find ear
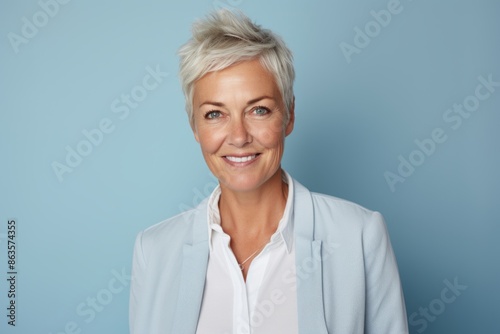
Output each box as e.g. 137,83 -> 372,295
285,96 -> 295,136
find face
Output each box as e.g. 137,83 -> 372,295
192,59 -> 294,193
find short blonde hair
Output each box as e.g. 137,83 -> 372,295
178,9 -> 295,127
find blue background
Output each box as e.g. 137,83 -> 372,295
1,0 -> 499,333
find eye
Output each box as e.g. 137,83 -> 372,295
204,110 -> 222,119
252,106 -> 270,116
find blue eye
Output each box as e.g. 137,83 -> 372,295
253,106 -> 270,115
205,111 -> 221,119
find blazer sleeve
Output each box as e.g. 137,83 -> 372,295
363,212 -> 408,334
129,231 -> 146,334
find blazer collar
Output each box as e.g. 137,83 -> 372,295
293,178 -> 329,334
171,199 -> 210,334
171,176 -> 329,333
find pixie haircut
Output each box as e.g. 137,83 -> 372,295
178,9 -> 295,127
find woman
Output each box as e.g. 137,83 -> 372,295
130,9 -> 408,334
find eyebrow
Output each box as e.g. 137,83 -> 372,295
198,95 -> 274,108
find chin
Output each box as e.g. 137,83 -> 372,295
218,173 -> 268,193
220,166 -> 284,192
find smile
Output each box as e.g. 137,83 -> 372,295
224,154 -> 259,163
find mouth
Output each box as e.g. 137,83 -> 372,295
223,153 -> 260,164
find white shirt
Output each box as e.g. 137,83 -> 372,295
196,172 -> 298,334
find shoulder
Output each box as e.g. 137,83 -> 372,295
142,208 -> 195,240
290,173 -> 377,224
310,191 -> 387,240
137,199 -> 208,256
290,174 -> 387,239
310,191 -> 376,221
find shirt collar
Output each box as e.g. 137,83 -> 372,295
206,170 -> 294,253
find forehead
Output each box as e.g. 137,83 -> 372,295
193,59 -> 280,107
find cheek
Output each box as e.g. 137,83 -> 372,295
197,127 -> 225,154
252,120 -> 285,148
254,117 -> 285,147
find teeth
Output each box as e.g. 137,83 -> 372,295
226,155 -> 257,163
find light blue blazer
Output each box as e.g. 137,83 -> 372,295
130,177 -> 409,334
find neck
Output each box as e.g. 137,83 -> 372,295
218,169 -> 288,237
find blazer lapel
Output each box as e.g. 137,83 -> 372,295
293,180 -> 329,334
171,201 -> 209,334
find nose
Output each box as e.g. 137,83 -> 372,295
227,117 -> 252,147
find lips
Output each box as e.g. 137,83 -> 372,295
225,154 -> 259,163
223,153 -> 260,165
